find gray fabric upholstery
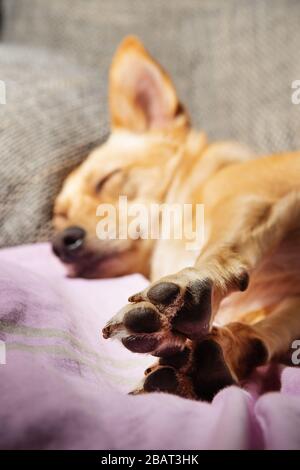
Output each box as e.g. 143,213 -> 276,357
0,45 -> 108,245
1,0 -> 300,246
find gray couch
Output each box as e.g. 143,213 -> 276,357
1,0 -> 300,247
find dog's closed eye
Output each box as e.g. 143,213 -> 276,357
95,169 -> 122,193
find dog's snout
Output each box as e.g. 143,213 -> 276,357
52,226 -> 86,261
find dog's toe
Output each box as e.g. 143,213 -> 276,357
158,346 -> 191,369
147,282 -> 180,305
122,334 -> 160,353
143,366 -> 179,393
123,304 -> 162,333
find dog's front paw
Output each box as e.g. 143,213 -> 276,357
102,268 -> 213,355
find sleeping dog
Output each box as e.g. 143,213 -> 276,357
52,37 -> 300,400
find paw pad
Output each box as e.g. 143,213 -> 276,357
123,305 -> 161,333
122,335 -> 160,353
147,282 -> 180,304
143,367 -> 179,393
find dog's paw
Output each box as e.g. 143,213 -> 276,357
129,323 -> 268,401
102,268 -> 213,355
131,335 -> 237,402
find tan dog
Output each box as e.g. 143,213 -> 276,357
53,37 -> 300,400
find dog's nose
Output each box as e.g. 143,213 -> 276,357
52,226 -> 86,261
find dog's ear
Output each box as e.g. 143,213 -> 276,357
109,36 -> 187,132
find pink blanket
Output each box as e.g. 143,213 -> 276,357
0,243 -> 299,450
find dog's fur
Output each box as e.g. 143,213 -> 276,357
53,37 -> 300,399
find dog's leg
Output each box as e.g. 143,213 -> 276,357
103,192 -> 300,353
102,191 -> 300,399
244,296 -> 300,368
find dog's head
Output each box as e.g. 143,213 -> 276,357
52,37 -> 191,278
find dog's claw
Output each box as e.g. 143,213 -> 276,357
128,292 -> 144,303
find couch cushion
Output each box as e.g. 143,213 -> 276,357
0,44 -> 108,247
2,0 -> 300,151
2,1 -> 300,247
